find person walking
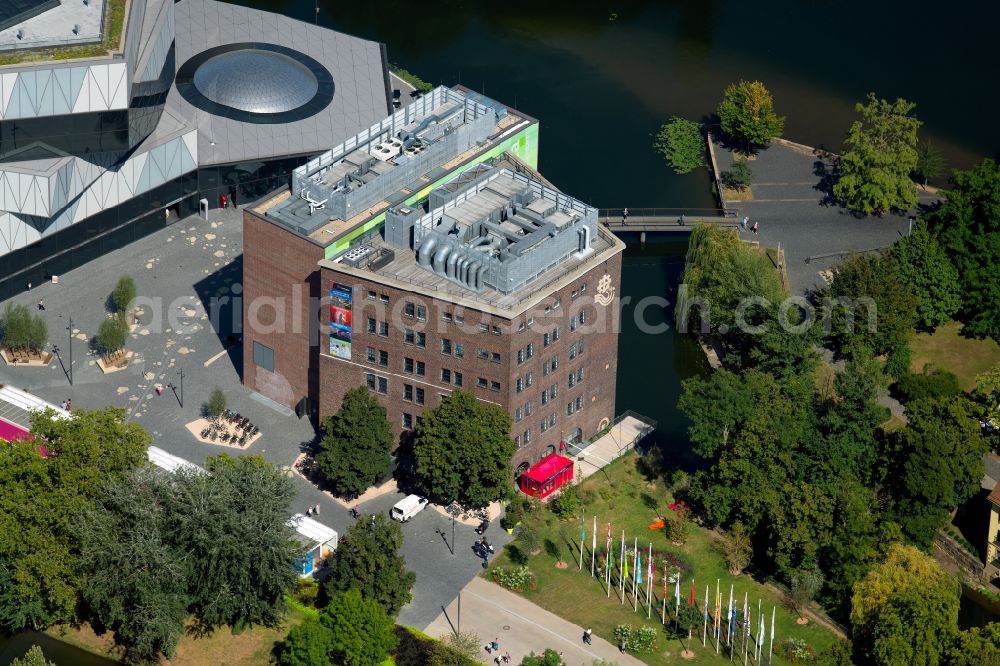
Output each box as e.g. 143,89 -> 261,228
37,299 -> 44,311
742,216 -> 748,231
583,627 -> 593,645
752,221 -> 759,235
65,399 -> 72,411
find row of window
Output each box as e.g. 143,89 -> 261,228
370,369 -> 496,397
401,413 -> 423,430
366,347 -> 389,367
366,290 -> 390,304
402,384 -> 426,405
516,429 -> 531,448
540,414 -> 557,433
540,383 -> 558,405
567,396 -> 585,415
569,311 -> 588,331
514,400 -> 533,423
542,327 -> 561,348
364,373 -> 388,394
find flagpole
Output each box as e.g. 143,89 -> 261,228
702,584 -> 708,647
646,543 -> 652,619
632,538 -> 638,612
743,592 -> 749,666
579,508 -> 585,571
591,515 -> 596,577
768,606 -> 775,665
716,580 -> 721,655
606,525 -> 612,598
661,564 -> 667,625
756,598 -> 762,662
619,530 -> 625,603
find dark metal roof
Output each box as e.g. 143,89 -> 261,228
193,48 -> 319,114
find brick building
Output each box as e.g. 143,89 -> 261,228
243,86 -> 623,472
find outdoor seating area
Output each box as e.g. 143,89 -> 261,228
187,409 -> 261,448
0,348 -> 52,366
96,349 -> 133,373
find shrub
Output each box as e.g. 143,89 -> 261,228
204,387 -> 227,418
789,568 -> 824,615
723,522 -> 753,575
721,160 -> 753,191
775,638 -> 815,665
95,314 -> 129,354
0,303 -> 47,352
112,275 -> 137,314
550,486 -> 579,519
654,117 -> 706,174
491,566 -> 536,592
895,366 -> 961,403
293,578 -> 319,608
576,486 -> 596,506
507,545 -> 529,566
612,625 -> 658,654
664,504 -> 690,545
519,528 -> 540,554
884,343 -> 912,380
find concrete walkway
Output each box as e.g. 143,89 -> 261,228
424,576 -> 644,666
569,416 -> 653,482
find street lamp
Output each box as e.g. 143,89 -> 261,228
54,316 -> 73,386
168,368 -> 185,408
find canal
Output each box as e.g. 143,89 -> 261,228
0,631 -> 116,666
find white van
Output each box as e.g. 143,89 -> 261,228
391,495 -> 428,522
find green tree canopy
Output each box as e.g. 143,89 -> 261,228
654,117 -> 706,174
833,93 -> 921,215
923,159 -> 1000,340
851,543 -> 959,666
0,302 -> 47,353
946,623 -> 1000,666
717,80 -> 785,148
412,390 -> 515,506
282,589 -> 397,666
520,648 -> 567,666
111,275 -> 137,314
885,395 -> 988,546
10,646 -> 57,666
95,314 -> 129,354
204,387 -> 227,418
323,513 -> 415,618
914,141 -> 947,186
889,220 -> 961,330
316,385 -> 394,498
279,616 -> 337,666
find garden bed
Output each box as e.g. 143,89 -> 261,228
96,350 -> 133,374
0,349 -> 53,367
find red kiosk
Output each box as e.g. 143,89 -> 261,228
518,453 -> 574,499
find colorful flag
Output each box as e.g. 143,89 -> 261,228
690,579 -> 695,607
674,576 -> 680,610
662,564 -> 667,624
702,584 -> 709,646
636,548 -> 643,586
623,547 -> 629,579
579,509 -> 585,571
768,606 -> 775,665
606,523 -> 612,559
591,515 -> 597,576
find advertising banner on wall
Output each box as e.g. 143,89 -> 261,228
329,282 -> 353,359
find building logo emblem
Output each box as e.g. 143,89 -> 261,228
594,273 -> 615,306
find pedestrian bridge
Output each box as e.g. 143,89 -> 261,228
599,207 -> 740,232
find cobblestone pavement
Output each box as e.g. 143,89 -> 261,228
714,138 -> 942,296
0,207 -> 507,627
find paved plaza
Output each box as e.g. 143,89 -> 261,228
0,205 -> 510,629
713,138 -> 941,296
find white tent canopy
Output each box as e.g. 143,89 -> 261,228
147,445 -> 205,474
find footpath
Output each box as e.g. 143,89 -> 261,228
424,576 -> 645,666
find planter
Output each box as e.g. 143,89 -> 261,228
96,349 -> 134,374
0,348 -> 53,367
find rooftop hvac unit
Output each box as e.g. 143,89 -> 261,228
341,246 -> 373,268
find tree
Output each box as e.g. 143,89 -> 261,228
833,93 -> 921,215
895,366 -> 961,403
886,396 -> 988,547
77,469 -> 190,663
722,522 -> 753,575
0,408 -> 150,632
204,387 -> 227,418
323,589 -> 397,666
323,512 -> 415,618
438,631 -> 482,662
95,314 -> 129,354
0,302 -> 47,352
521,649 -> 567,666
823,252 -> 916,358
112,275 -> 137,315
412,390 -> 515,506
717,80 -> 785,149
721,160 -> 753,191
788,568 -> 823,617
10,646 -> 57,666
654,117 -> 706,174
914,141 -> 947,186
316,385 -> 393,498
850,543 -> 959,666
169,455 -> 300,631
889,220 -> 961,330
976,367 -> 1000,427
280,617 -> 337,666
923,159 -> 1000,340
814,640 -> 855,666
946,623 -> 1000,666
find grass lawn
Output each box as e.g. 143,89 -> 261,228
44,606 -> 310,665
487,454 -> 839,664
910,321 -> 1000,391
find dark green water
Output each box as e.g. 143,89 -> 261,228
238,0 -> 998,207
0,631 -> 117,666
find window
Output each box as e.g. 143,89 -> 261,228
416,305 -> 427,321
441,368 -> 451,383
490,381 -> 501,392
578,339 -> 585,355
577,368 -> 584,383
542,363 -> 549,377
416,361 -> 425,376
516,378 -> 523,394
579,310 -> 587,325
526,343 -> 534,359
550,357 -> 558,372
477,349 -> 489,360
442,312 -> 453,322
415,332 -> 426,348
550,384 -> 558,399
415,388 -> 425,405
576,396 -> 583,410
252,342 -> 274,372
517,349 -> 524,365
567,401 -> 575,416
402,413 -> 413,429
525,401 -> 533,416
526,372 -> 533,387
568,373 -> 576,388
380,294 -> 389,304
571,289 -> 578,300
479,323 -> 489,333
518,322 -> 526,332
580,283 -> 588,294
366,346 -> 376,363
570,316 -> 577,332
403,384 -> 413,401
552,299 -> 561,310
416,416 -> 423,426
404,357 -> 414,373
367,290 -> 376,300
541,419 -> 548,433
553,327 -> 561,341
514,435 -> 521,448
404,328 -> 415,345
365,373 -> 387,394
455,314 -> 465,325
379,321 -> 389,337
478,377 -> 488,388
569,343 -> 577,360
454,343 -> 463,358
527,317 -> 534,327
491,352 -> 501,363
515,407 -> 522,422
541,391 -> 548,406
524,429 -> 531,444
549,414 -> 556,428
454,372 -> 463,387
491,326 -> 501,335
378,350 -> 388,367
543,332 -> 550,347
367,317 -> 376,334
441,338 -> 452,355
404,302 -> 415,318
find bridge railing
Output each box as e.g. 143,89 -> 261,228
599,207 -> 729,221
